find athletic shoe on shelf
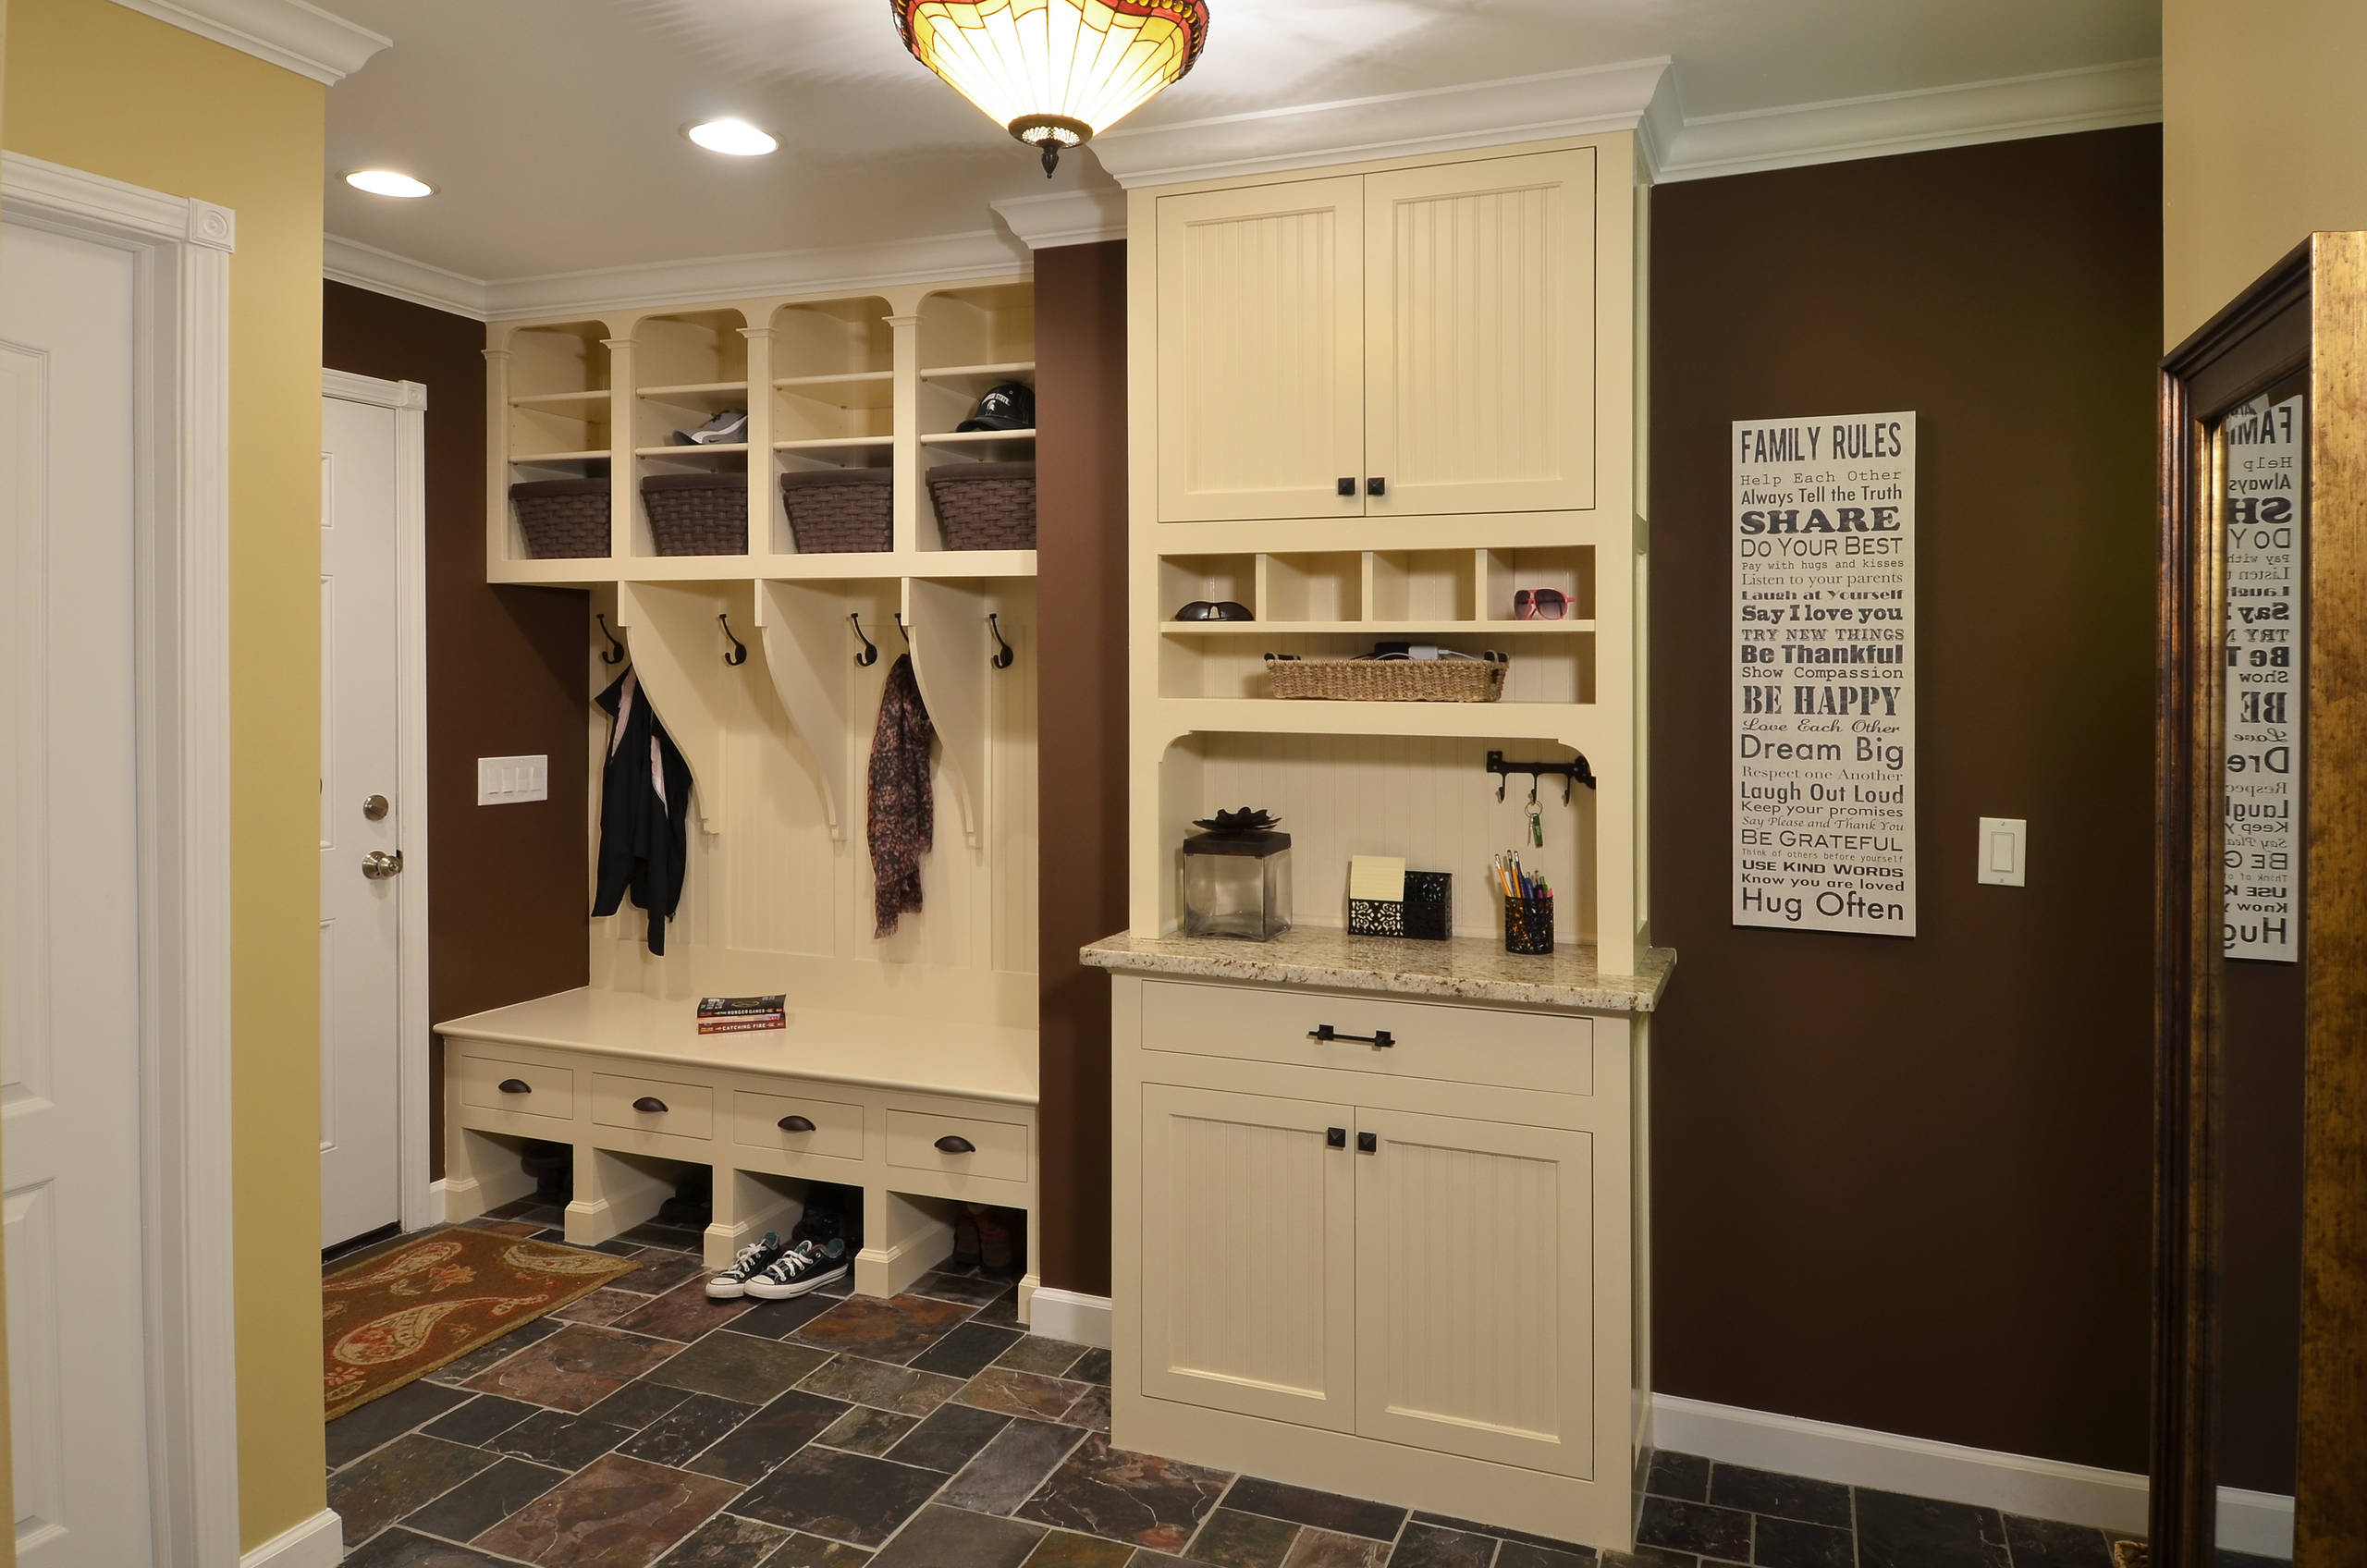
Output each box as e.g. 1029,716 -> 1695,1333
705,1231 -> 788,1299
669,409 -> 748,446
743,1237 -> 850,1300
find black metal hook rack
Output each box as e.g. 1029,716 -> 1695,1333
1485,750 -> 1596,805
595,612 -> 626,666
717,614 -> 748,667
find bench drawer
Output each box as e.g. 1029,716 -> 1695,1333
457,1052 -> 576,1121
886,1109 -> 1029,1184
1140,979 -> 1591,1096
591,1072 -> 716,1141
733,1090 -> 865,1162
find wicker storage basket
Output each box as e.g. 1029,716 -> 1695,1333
1264,652 -> 1507,703
780,468 -> 892,554
926,461 -> 1036,550
510,479 -> 610,559
643,472 -> 749,557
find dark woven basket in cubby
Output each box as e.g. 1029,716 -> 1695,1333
643,472 -> 749,557
926,461 -> 1036,550
780,468 -> 892,554
509,479 -> 610,559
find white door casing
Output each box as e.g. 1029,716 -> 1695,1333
0,153 -> 240,1568
1,209 -> 157,1568
320,369 -> 431,1242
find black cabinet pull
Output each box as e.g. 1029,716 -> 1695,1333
1326,1127 -> 1346,1148
1337,476 -> 1356,496
632,1096 -> 668,1114
1356,1132 -> 1379,1153
778,1115 -> 816,1133
935,1134 -> 976,1154
498,1078 -> 531,1095
1308,1023 -> 1393,1048
1367,476 -> 1387,496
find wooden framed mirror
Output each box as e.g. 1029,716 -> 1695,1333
2152,233 -> 2367,1568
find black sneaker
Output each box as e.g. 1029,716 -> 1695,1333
744,1237 -> 850,1300
706,1231 -> 789,1299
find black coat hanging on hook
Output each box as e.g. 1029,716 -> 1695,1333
593,669 -> 695,955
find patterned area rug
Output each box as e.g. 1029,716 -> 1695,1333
324,1228 -> 644,1418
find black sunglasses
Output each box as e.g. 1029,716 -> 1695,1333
1174,600 -> 1253,622
1514,589 -> 1568,620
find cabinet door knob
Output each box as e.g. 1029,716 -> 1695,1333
632,1096 -> 668,1114
1337,476 -> 1357,497
778,1115 -> 816,1133
1326,1127 -> 1347,1148
935,1134 -> 976,1154
1356,1132 -> 1379,1153
1367,477 -> 1387,497
498,1078 -> 531,1095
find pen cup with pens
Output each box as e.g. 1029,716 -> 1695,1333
1495,851 -> 1554,955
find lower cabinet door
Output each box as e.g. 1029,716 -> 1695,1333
1353,1106 -> 1593,1476
1141,1083 -> 1357,1430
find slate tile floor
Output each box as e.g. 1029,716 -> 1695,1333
328,1207 -> 2256,1568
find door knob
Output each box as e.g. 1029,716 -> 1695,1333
362,849 -> 404,879
1367,477 -> 1387,496
1356,1132 -> 1379,1153
1337,477 -> 1356,497
362,794 -> 389,821
778,1115 -> 816,1133
632,1096 -> 668,1114
1326,1127 -> 1347,1148
935,1134 -> 976,1154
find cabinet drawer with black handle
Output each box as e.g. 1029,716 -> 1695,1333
456,1052 -> 576,1121
885,1109 -> 1030,1184
1140,978 -> 1591,1096
591,1072 -> 715,1141
732,1090 -> 865,1162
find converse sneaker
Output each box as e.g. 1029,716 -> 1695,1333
705,1231 -> 789,1299
743,1237 -> 850,1300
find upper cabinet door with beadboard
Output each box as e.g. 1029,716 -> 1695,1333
1156,177 -> 1367,522
1363,149 -> 1595,518
1352,1105 -> 1593,1475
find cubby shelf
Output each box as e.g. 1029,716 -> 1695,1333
639,381 -> 748,399
1157,697 -> 1605,743
921,361 -> 1036,382
512,448 -> 612,464
1159,619 -> 1599,637
774,435 -> 893,453
922,428 -> 1037,445
774,371 -> 894,409
634,443 -> 749,458
486,553 -> 1040,589
511,389 -> 611,409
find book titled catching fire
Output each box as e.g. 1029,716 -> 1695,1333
696,994 -> 786,1035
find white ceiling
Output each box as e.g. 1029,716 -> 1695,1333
321,0 -> 2158,286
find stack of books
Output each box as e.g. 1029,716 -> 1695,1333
696,994 -> 786,1035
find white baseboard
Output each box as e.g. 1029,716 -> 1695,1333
240,1508 -> 343,1568
1027,1288 -> 1113,1351
1651,1394 -> 2293,1559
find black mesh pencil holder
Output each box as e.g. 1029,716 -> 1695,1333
1503,894 -> 1554,955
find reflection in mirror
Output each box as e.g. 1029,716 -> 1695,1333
2215,385 -> 2306,1562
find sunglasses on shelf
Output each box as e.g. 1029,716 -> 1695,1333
1514,589 -> 1569,620
1174,600 -> 1253,621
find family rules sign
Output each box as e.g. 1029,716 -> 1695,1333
1733,412 -> 1918,937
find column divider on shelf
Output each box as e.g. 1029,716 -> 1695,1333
887,312 -> 922,561
740,325 -> 776,570
603,335 -> 637,569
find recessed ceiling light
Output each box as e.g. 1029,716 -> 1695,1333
685,119 -> 778,157
344,169 -> 435,198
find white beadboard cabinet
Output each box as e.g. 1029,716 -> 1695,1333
1153,148 -> 1595,522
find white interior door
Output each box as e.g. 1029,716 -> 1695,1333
320,391 -> 404,1247
0,215 -> 157,1566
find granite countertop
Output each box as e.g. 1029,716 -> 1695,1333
1081,925 -> 1675,1013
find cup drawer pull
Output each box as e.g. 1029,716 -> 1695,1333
1308,1023 -> 1393,1048
632,1096 -> 668,1114
498,1078 -> 532,1095
934,1134 -> 976,1154
778,1115 -> 816,1133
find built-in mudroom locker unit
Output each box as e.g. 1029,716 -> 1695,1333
437,276 -> 1049,1320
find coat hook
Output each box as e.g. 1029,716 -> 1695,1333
987,613 -> 1014,670
718,613 -> 748,667
849,613 -> 878,668
595,612 -> 626,666
893,612 -> 910,644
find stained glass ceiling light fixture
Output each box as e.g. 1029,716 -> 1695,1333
893,0 -> 1211,177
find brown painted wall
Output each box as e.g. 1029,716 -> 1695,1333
323,282 -> 591,1180
1648,128 -> 2165,1472
1033,240 -> 1130,1296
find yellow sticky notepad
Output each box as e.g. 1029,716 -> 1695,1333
1348,855 -> 1406,903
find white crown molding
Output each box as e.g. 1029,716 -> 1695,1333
104,0 -> 388,86
1650,58 -> 2161,184
993,188 -> 1128,251
1088,58 -> 1673,189
322,367 -> 427,410
1653,1394 -> 2292,1559
325,233 -> 490,318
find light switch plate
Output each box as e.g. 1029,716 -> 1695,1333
1978,816 -> 2027,886
478,754 -> 549,805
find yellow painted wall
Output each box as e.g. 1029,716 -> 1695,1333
3,0 -> 327,1550
2164,0 -> 2367,343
